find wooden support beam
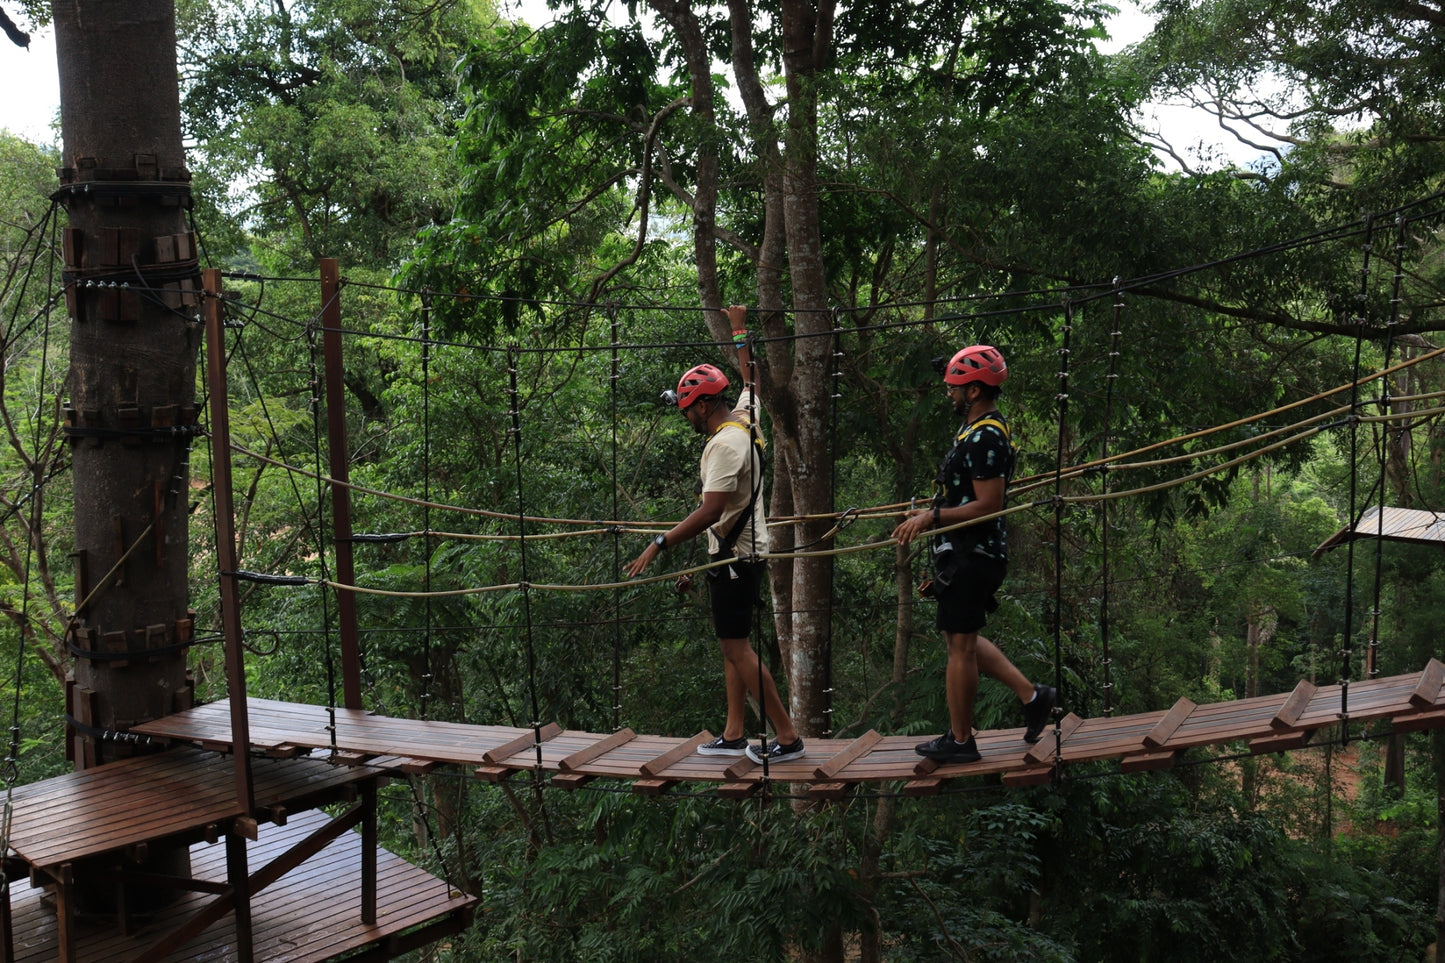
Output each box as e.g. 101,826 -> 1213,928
632,778 -> 675,795
362,780 -> 377,925
1000,767 -> 1053,787
557,722 -> 638,769
1143,697 -> 1197,749
549,772 -> 594,789
0,874 -> 12,963
1409,658 -> 1445,708
481,722 -> 563,765
1119,750 -> 1178,773
903,777 -> 944,797
724,758 -> 757,781
806,782 -> 853,800
1391,707 -> 1445,733
716,781 -> 760,799
640,732 -> 711,777
1271,680 -> 1318,730
472,764 -> 516,782
1025,712 -> 1084,766
812,730 -> 882,780
1250,731 -> 1312,754
559,728 -> 636,772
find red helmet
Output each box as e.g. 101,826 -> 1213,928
675,363 -> 729,409
944,345 -> 1008,387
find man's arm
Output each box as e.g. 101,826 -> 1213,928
623,490 -> 729,577
893,476 -> 1005,547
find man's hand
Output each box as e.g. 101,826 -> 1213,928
624,543 -> 658,578
893,509 -> 934,547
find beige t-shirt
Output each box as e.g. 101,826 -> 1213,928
700,388 -> 768,556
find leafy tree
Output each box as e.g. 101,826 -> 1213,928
178,0 -> 480,267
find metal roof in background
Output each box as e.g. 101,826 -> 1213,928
1314,505 -> 1445,557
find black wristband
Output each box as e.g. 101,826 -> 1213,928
932,506 -> 941,528
653,533 -> 667,550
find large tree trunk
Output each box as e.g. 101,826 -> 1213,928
53,0 -> 198,910
775,0 -> 837,746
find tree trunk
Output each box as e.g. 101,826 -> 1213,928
775,0 -> 837,746
53,0 -> 198,911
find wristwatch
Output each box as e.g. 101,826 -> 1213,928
652,533 -> 667,550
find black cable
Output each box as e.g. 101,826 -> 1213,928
507,346 -> 545,773
421,291 -> 434,719
1338,216 -> 1375,736
608,304 -> 624,731
1365,215 -> 1408,680
1048,299 -> 1075,763
1099,280 -> 1124,715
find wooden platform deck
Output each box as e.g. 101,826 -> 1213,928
0,747 -> 475,962
132,660 -> 1445,797
3,809 -> 475,962
4,748 -> 369,872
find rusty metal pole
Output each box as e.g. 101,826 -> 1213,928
203,269 -> 254,813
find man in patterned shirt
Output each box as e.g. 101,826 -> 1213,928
893,345 -> 1056,763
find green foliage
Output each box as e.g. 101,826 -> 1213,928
180,0 -> 479,267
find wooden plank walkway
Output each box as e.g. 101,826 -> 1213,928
133,660 -> 1445,795
3,809 -> 475,962
4,748 -> 370,872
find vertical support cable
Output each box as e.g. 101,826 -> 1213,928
824,315 -> 844,737
1367,214 -> 1408,679
1340,214 -> 1377,737
609,303 -> 623,731
1099,281 -> 1124,716
506,346 -> 545,772
420,291 -> 434,718
319,259 -> 362,709
741,320 -> 772,784
308,302 -> 339,754
1048,299 -> 1075,753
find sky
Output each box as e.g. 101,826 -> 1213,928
0,2 -> 1261,168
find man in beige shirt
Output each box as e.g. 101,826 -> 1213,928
624,309 -> 804,765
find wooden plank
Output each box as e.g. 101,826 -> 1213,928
1250,731 -> 1313,754
1119,750 -> 1178,773
812,730 -> 882,780
640,732 -> 711,777
549,772 -> 594,790
631,778 -> 675,795
2,809 -> 475,963
1271,680 -> 1318,730
558,728 -> 637,772
716,782 -> 760,799
480,722 -> 563,765
471,764 -> 516,783
1409,658 -> 1445,708
806,782 -> 853,800
1000,767 -> 1053,787
1024,712 -> 1084,765
1390,706 -> 1445,733
724,758 -> 758,781
1142,697 -> 1197,749
903,777 -> 944,797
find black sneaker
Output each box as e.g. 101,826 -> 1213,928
745,738 -> 806,764
697,735 -> 749,756
914,731 -> 981,763
1023,684 -> 1057,743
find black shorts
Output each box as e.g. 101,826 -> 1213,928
934,553 -> 1006,635
707,552 -> 765,639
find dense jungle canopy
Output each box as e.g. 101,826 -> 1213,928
2,0 -> 1445,959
